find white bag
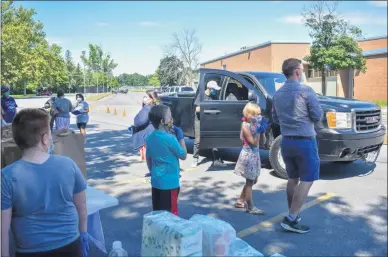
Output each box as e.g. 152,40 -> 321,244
141,211 -> 202,257
189,214 -> 236,256
231,238 -> 264,256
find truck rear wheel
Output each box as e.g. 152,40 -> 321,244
269,135 -> 288,180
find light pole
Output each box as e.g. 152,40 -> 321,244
82,50 -> 86,94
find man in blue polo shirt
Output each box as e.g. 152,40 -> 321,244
1,85 -> 18,123
272,58 -> 323,234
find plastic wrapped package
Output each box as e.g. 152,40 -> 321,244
189,214 -> 236,256
231,238 -> 264,257
141,211 -> 202,257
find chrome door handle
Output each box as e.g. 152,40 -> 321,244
204,110 -> 221,115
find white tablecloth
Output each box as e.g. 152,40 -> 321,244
87,186 -> 119,253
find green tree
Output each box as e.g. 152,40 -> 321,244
148,73 -> 160,87
302,1 -> 366,95
81,44 -> 117,92
157,56 -> 185,87
1,1 -> 68,93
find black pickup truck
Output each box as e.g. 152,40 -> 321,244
160,68 -> 386,179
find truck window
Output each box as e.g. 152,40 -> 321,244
243,75 -> 267,110
204,74 -> 223,100
223,77 -> 248,101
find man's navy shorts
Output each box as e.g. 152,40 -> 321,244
281,137 -> 320,182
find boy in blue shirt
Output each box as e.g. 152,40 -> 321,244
1,86 -> 17,123
146,105 -> 187,215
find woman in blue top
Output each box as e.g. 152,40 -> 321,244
52,89 -> 73,132
1,108 -> 89,257
146,105 -> 187,215
1,85 -> 18,123
73,93 -> 89,138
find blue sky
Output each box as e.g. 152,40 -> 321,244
19,1 -> 387,76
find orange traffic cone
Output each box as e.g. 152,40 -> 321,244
106,106 -> 110,113
114,108 -> 117,115
122,109 -> 127,117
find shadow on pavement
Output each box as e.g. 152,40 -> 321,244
85,129 -> 142,185
95,176 -> 387,256
319,161 -> 377,180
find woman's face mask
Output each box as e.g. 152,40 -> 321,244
2,92 -> 9,98
210,89 -> 217,96
76,98 -> 82,103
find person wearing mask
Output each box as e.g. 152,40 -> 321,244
192,81 -> 226,168
272,58 -> 323,234
1,85 -> 18,124
73,93 -> 89,138
146,105 -> 187,215
43,96 -> 58,131
52,89 -> 73,132
1,108 -> 89,257
234,102 -> 265,215
133,95 -> 155,162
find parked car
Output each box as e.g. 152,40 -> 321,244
160,68 -> 386,179
36,88 -> 52,96
162,86 -> 195,96
113,88 -> 128,94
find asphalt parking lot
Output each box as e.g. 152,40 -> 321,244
16,93 -> 388,256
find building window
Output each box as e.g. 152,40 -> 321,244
223,64 -> 227,70
248,52 -> 251,60
307,65 -> 337,78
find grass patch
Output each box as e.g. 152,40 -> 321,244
373,100 -> 388,107
10,94 -> 36,99
86,93 -> 111,101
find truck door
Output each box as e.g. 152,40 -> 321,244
199,70 -> 257,149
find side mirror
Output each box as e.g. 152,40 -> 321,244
248,90 -> 257,102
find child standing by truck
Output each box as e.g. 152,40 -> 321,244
146,105 -> 187,215
234,102 -> 265,215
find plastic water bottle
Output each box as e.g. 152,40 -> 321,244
108,241 -> 128,257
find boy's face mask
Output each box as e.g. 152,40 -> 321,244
210,89 -> 217,96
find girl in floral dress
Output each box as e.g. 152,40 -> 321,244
234,102 -> 264,215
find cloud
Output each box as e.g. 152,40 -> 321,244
277,15 -> 304,25
147,45 -> 160,50
46,37 -> 66,45
369,1 -> 388,7
342,12 -> 387,25
278,12 -> 387,26
138,21 -> 161,27
96,22 -> 108,27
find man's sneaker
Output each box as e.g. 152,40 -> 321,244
280,216 -> 310,234
296,215 -> 302,223
191,158 -> 199,168
212,159 -> 227,168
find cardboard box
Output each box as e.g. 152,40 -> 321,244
1,129 -> 87,179
53,131 -> 87,179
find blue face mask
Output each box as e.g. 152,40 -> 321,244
210,89 -> 217,96
251,115 -> 262,124
48,136 -> 54,154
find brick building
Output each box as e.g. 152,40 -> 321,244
200,35 -> 387,102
